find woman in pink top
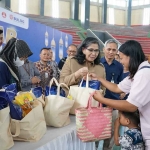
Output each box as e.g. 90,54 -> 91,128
90,40 -> 150,150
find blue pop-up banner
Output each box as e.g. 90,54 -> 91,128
0,7 -> 73,63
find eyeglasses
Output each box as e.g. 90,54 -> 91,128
86,48 -> 99,53
68,50 -> 76,54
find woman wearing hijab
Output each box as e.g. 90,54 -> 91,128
0,37 -> 33,90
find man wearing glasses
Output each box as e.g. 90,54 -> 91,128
58,44 -> 77,70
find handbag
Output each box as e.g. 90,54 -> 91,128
10,100 -> 47,141
44,83 -> 74,127
0,106 -> 14,150
69,74 -> 100,114
45,77 -> 66,97
76,92 -> 112,142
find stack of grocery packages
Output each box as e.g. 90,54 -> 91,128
0,78 -> 75,150
0,83 -> 46,150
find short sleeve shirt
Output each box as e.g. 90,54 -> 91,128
119,128 -> 144,150
118,61 -> 150,145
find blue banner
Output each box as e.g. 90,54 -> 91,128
0,7 -> 72,63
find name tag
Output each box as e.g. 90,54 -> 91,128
45,72 -> 48,78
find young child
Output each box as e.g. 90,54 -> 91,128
114,111 -> 144,150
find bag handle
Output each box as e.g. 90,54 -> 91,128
87,91 -> 102,109
10,119 -> 20,137
57,83 -> 69,96
79,74 -> 89,88
49,77 -> 59,88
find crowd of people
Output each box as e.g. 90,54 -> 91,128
0,28 -> 150,150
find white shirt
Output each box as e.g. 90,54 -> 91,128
118,61 -> 150,147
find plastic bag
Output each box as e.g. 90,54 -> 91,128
79,80 -> 101,90
45,85 -> 66,97
0,91 -> 22,120
0,96 -> 8,110
2,83 -> 17,101
31,87 -> 42,98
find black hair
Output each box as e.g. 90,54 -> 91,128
68,44 -> 77,49
0,29 -> 3,34
121,110 -> 140,126
119,40 -> 145,79
75,37 -> 101,64
40,47 -> 51,53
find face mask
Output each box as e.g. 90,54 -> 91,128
13,57 -> 24,67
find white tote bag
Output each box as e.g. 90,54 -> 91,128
69,75 -> 100,114
10,100 -> 47,142
44,80 -> 74,127
0,107 -> 14,150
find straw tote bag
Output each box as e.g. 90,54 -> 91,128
76,92 -> 112,142
44,82 -> 74,127
0,106 -> 14,150
69,75 -> 100,114
10,100 -> 47,141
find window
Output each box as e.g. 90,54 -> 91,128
90,0 -> 98,2
107,0 -> 126,7
108,0 -> 115,5
132,0 -> 150,6
144,0 -> 150,4
19,0 -> 26,14
132,0 -> 138,6
143,8 -> 150,25
109,8 -> 114,25
52,0 -> 59,18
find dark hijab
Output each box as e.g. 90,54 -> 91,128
0,37 -> 33,90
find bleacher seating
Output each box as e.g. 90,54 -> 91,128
112,35 -> 150,55
90,22 -> 150,55
23,14 -> 82,46
22,14 -> 150,55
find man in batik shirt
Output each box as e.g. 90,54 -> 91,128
35,48 -> 53,91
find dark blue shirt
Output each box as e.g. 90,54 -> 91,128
100,57 -> 123,100
0,61 -> 13,88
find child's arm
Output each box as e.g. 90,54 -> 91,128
114,118 -> 120,146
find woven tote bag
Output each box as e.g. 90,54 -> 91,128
75,92 -> 112,142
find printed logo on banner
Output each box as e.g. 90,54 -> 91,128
10,15 -> 13,20
0,8 -> 29,29
2,12 -> 6,18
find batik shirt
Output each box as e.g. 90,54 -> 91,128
119,128 -> 144,150
35,61 -> 53,91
